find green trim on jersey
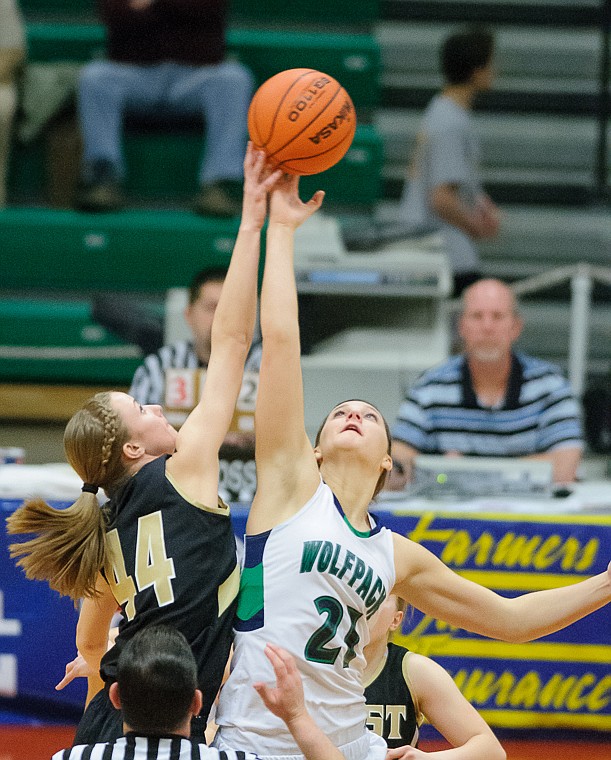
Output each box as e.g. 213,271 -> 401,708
236,562 -> 264,621
343,514 -> 371,538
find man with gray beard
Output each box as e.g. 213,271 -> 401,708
390,279 -> 583,485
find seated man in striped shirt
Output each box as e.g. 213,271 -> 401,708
391,278 -> 583,486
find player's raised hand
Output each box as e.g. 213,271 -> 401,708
268,173 -> 324,230
242,142 -> 283,230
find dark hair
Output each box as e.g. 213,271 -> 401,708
441,27 -> 495,85
188,267 -> 228,305
7,392 -> 130,600
117,625 -> 198,733
314,399 -> 392,501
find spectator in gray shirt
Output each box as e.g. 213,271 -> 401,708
399,27 -> 501,296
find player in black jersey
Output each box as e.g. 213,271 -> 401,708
363,595 -> 505,760
8,143 -> 282,744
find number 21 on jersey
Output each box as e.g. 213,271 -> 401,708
105,511 -> 176,621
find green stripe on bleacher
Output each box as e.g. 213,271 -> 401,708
0,298 -> 141,384
0,209 -> 240,290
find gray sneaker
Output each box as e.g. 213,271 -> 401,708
193,183 -> 241,218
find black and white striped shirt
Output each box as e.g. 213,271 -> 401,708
129,341 -> 262,406
52,734 -> 260,760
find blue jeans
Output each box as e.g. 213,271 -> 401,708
77,59 -> 254,186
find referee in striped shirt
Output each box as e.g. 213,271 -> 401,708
52,625 -> 347,760
390,279 -> 583,486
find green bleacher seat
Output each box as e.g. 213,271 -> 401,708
231,29 -> 380,109
7,137 -> 46,198
26,21 -> 104,62
19,0 -> 94,17
25,24 -> 381,108
121,124 -> 382,206
0,209 -> 239,290
0,298 -> 141,383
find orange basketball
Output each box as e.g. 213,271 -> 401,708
247,68 -> 357,176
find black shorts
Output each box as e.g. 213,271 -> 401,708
72,685 -> 123,746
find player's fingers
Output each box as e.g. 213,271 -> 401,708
264,644 -> 288,676
385,748 -> 413,760
253,682 -> 274,706
263,168 -> 283,190
306,190 -> 325,211
244,141 -> 255,168
268,644 -> 298,676
55,667 -> 75,690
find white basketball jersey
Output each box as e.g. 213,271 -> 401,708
216,480 -> 396,755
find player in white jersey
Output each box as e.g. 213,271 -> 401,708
215,174 -> 611,760
220,478 -> 395,757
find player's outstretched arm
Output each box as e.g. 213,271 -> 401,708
394,534 -> 611,643
384,653 -> 505,760
168,144 -> 281,507
249,175 -> 324,531
254,644 -> 345,760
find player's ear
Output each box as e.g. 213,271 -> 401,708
184,303 -> 195,332
123,441 -> 145,461
314,446 -> 323,465
390,610 -> 404,632
109,682 -> 122,710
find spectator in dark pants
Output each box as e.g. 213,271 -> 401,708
76,0 -> 253,217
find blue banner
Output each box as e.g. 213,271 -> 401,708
0,500 -> 85,711
2,501 -> 610,730
380,509 -> 611,731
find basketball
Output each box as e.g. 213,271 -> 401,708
247,68 -> 357,176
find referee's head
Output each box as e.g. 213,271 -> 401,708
109,625 -> 202,736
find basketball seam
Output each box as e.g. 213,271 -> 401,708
259,70 -> 317,149
278,125 -> 356,175
267,83 -> 345,159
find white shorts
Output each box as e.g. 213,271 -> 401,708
213,728 -> 387,760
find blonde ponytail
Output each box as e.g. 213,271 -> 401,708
7,392 -> 130,601
7,493 -> 107,600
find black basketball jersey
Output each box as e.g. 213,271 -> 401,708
364,643 -> 420,749
99,455 -> 239,725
